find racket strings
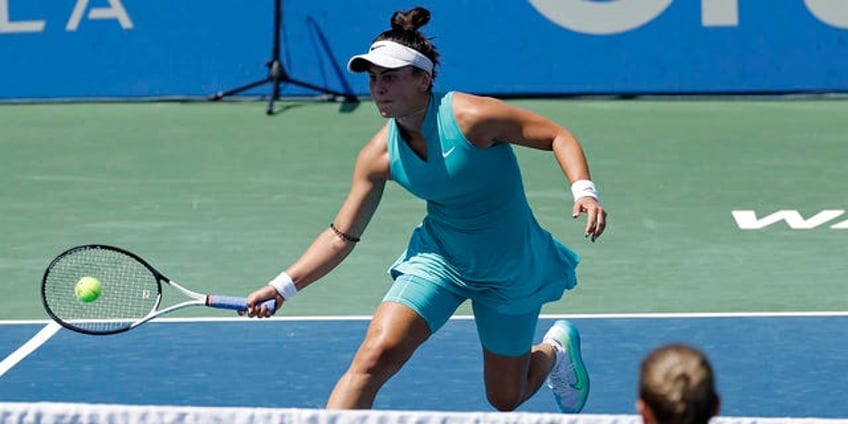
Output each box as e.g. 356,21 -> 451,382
43,247 -> 160,333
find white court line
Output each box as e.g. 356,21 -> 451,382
1,310 -> 848,326
0,321 -> 61,377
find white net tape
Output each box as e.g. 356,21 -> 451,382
1,403 -> 846,424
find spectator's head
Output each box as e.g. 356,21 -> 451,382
637,343 -> 720,424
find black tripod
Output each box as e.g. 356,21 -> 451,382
210,0 -> 358,115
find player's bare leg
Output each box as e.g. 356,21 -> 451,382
482,343 -> 557,411
327,302 -> 430,409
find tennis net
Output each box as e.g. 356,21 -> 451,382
2,402 -> 846,424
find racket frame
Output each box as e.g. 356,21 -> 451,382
41,244 -> 270,335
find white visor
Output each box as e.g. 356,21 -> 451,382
347,40 -> 434,74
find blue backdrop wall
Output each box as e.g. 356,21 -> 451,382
2,0 -> 847,99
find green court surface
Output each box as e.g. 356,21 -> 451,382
2,98 -> 846,320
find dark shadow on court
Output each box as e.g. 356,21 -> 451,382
267,98 -> 359,116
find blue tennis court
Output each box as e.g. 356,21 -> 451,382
3,0 -> 848,421
2,95 -> 847,422
2,314 -> 847,418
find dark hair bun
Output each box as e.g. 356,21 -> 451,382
390,7 -> 431,32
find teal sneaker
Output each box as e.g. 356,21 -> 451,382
544,320 -> 590,413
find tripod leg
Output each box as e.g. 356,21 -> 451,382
267,81 -> 280,115
210,0 -> 358,110
266,60 -> 284,115
285,77 -> 358,103
209,77 -> 271,101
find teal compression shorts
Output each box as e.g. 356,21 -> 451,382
383,274 -> 541,357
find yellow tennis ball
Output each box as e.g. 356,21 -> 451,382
75,276 -> 101,303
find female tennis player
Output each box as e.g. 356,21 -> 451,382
244,7 -> 607,413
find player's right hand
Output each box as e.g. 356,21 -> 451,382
243,285 -> 283,318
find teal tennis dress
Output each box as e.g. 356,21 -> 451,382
387,91 -> 579,315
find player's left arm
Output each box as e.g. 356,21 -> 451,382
452,92 -> 607,241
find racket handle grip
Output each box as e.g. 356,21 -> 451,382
207,296 -> 277,315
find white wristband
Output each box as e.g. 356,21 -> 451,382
268,271 -> 297,301
570,179 -> 599,202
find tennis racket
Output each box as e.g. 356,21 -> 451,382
41,244 -> 275,335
